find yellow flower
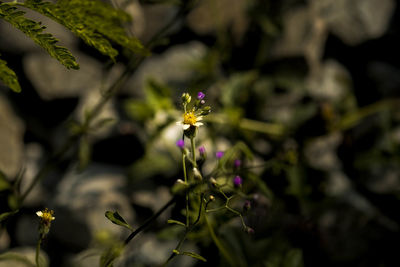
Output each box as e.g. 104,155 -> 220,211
177,111 -> 203,130
36,208 -> 55,224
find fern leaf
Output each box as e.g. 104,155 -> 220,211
0,3 -> 79,70
0,55 -> 21,93
24,0 -> 148,59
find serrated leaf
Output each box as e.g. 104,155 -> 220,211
0,210 -> 19,223
105,211 -> 133,231
167,219 -> 186,227
23,0 -> 148,59
0,3 -> 79,69
0,56 -> 21,92
181,251 -> 207,262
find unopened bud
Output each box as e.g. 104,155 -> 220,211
209,195 -> 215,201
193,167 -> 202,180
210,177 -> 218,186
176,179 -> 187,185
201,106 -> 211,115
246,226 -> 255,234
181,92 -> 191,104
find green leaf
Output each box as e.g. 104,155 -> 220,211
167,219 -> 186,227
181,251 -> 207,262
0,56 -> 21,92
105,211 -> 133,231
0,210 -> 19,223
99,244 -> 123,267
7,194 -> 19,211
0,3 -> 79,70
0,252 -> 35,266
23,0 -> 149,59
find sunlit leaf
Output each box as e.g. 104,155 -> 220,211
105,211 -> 133,231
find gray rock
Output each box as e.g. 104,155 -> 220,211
52,164 -> 134,249
187,0 -> 249,43
0,94 -> 24,178
24,51 -> 123,100
116,233 -> 197,267
310,0 -> 395,45
123,41 -> 207,94
304,132 -> 342,171
0,247 -> 48,267
306,60 -> 352,102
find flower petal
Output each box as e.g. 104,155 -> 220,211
183,124 -> 190,130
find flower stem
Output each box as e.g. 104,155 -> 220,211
190,137 -> 197,168
35,237 -> 41,267
182,152 -> 189,227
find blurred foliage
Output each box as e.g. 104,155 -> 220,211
0,0 -> 399,266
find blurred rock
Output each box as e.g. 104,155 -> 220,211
0,247 -> 48,267
140,4 -> 180,44
15,215 -> 38,246
20,143 -> 47,207
307,60 -> 352,101
310,0 -> 395,45
123,41 -> 207,94
0,230 -> 10,251
131,186 -> 172,222
116,233 -> 197,267
0,94 -> 24,178
52,164 -> 134,250
24,51 -> 123,100
187,0 -> 249,43
0,7 -> 77,53
272,6 -> 328,73
304,132 -> 342,171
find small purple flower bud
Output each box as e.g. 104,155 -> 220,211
234,159 -> 241,168
176,139 -> 185,149
199,146 -> 206,155
246,226 -> 255,234
216,151 -> 224,159
233,175 -> 242,187
197,91 -> 205,100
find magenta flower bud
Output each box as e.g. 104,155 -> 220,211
199,146 -> 206,155
176,139 -> 185,149
197,91 -> 205,100
246,226 -> 255,234
233,175 -> 242,187
234,159 -> 241,168
216,151 -> 224,159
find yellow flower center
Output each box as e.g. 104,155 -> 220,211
183,112 -> 197,125
38,208 -> 55,223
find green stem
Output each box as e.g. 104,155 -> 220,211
35,237 -> 41,267
124,196 -> 176,245
190,137 -> 197,168
182,152 -> 189,227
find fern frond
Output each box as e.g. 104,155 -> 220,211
0,2 -> 79,70
24,0 -> 148,59
0,55 -> 21,93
